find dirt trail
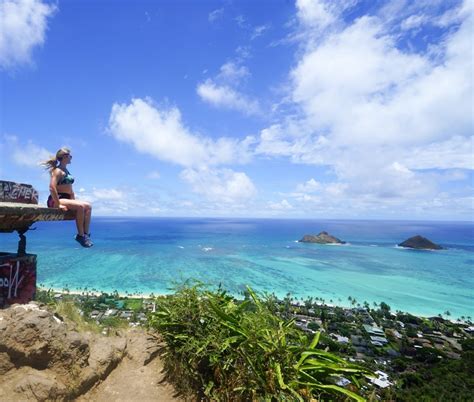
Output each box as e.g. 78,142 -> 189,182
77,329 -> 181,402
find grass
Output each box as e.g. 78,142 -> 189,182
148,284 -> 372,401
54,300 -> 101,334
123,298 -> 143,311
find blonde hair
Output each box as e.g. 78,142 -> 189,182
41,147 -> 71,173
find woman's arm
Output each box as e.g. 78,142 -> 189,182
49,169 -> 61,207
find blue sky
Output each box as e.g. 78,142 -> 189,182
1,0 -> 472,219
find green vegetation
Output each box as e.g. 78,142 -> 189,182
123,298 -> 143,311
54,300 -> 101,333
395,351 -> 474,401
35,287 -> 56,305
148,284 -> 372,401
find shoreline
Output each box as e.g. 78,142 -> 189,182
39,286 -> 154,300
38,285 -> 472,323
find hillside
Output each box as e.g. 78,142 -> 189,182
0,302 -> 179,401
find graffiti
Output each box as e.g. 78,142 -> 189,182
0,255 -> 36,307
0,261 -> 24,298
0,205 -> 74,233
0,181 -> 39,204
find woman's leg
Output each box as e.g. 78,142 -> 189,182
83,202 -> 92,234
59,199 -> 85,236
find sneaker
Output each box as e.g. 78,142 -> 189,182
85,233 -> 94,247
75,234 -> 92,248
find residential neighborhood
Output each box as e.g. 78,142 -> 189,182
36,288 -> 473,400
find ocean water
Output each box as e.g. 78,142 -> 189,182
1,217 -> 473,318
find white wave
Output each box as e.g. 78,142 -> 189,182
177,246 -> 184,249
202,247 -> 213,252
394,245 -> 437,252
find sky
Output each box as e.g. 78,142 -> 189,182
0,0 -> 473,220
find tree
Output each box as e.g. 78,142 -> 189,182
304,296 -> 314,311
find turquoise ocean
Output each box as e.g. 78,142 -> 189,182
1,218 -> 473,318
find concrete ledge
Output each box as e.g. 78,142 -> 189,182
0,202 -> 75,233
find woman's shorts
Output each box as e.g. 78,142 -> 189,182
47,193 -> 71,208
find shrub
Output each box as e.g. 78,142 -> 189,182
148,284 -> 371,401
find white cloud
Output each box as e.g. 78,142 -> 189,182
267,199 -> 293,210
91,188 -> 124,200
255,0 -> 473,215
108,97 -> 254,168
235,45 -> 251,59
400,14 -> 427,30
108,98 -> 259,206
251,24 -> 270,40
235,15 -> 246,28
180,167 -> 257,204
0,0 -> 57,69
403,136 -> 474,170
77,186 -> 165,216
196,79 -> 260,115
147,170 -> 161,179
296,0 -> 335,30
218,61 -> 250,82
208,8 -> 223,22
4,135 -> 51,167
296,178 -> 321,193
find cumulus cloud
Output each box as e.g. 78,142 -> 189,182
218,61 -> 250,82
267,199 -> 293,211
180,167 -> 257,204
296,0 -> 335,30
91,188 -> 124,200
256,0 -> 472,214
108,97 -> 254,168
77,186 -> 166,216
296,178 -> 321,193
0,0 -> 57,69
3,135 -> 51,167
108,98 -> 258,206
197,46 -> 260,116
196,79 -> 260,115
403,136 -> 474,170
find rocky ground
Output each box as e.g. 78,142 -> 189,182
0,303 -> 180,401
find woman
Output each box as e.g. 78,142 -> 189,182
42,148 -> 93,248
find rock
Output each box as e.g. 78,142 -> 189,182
0,352 -> 14,375
125,329 -> 161,365
0,303 -> 90,373
398,235 -> 443,250
12,369 -> 68,401
0,302 -> 127,401
299,231 -> 346,244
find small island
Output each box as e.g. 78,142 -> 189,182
299,231 -> 346,244
398,235 -> 444,250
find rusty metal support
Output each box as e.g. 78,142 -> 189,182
17,229 -> 27,256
